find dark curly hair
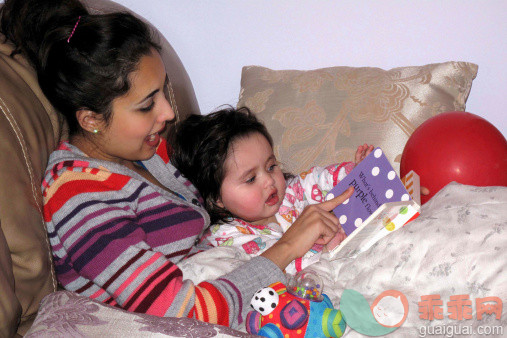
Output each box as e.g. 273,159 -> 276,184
0,0 -> 160,135
171,106 -> 289,224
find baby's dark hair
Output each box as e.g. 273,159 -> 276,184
172,106 -> 280,224
0,0 -> 160,135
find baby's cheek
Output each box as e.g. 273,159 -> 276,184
238,191 -> 265,218
276,172 -> 287,192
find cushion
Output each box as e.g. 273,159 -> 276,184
0,36 -> 60,336
0,220 -> 21,338
237,62 -> 478,174
25,291 -> 255,338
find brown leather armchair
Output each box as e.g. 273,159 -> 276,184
0,1 -> 249,336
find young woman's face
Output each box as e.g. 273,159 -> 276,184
218,132 -> 286,223
94,49 -> 175,163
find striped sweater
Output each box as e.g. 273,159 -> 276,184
42,139 -> 285,328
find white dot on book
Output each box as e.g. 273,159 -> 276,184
385,189 -> 393,199
339,215 -> 347,224
374,149 -> 382,158
388,170 -> 396,180
355,218 -> 363,227
401,193 -> 410,201
372,167 -> 380,176
343,198 -> 349,205
326,193 -> 335,201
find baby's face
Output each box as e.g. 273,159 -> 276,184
217,132 -> 286,223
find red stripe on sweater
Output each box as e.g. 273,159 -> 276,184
103,249 -> 147,290
165,248 -> 190,259
157,138 -> 171,164
194,286 -> 210,322
75,281 -> 94,294
201,282 -> 230,326
123,261 -> 177,311
134,267 -> 183,314
43,173 -> 130,222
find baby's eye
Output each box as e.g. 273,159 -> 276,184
246,176 -> 256,184
267,163 -> 278,172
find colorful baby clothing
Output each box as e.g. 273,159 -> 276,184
201,162 -> 355,274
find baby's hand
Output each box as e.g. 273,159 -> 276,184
355,144 -> 374,165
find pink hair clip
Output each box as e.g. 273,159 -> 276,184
67,16 -> 81,43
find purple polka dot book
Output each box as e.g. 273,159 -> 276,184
326,147 -> 421,259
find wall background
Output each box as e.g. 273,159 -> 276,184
3,0 -> 493,136
114,0 -> 505,136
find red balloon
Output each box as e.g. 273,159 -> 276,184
400,111 -> 507,204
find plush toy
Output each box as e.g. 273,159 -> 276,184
246,270 -> 346,337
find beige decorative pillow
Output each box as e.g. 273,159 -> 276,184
237,62 -> 478,174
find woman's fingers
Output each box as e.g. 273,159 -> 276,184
263,187 -> 352,269
319,186 -> 354,212
294,187 -> 354,243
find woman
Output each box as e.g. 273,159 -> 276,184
0,0 -> 352,328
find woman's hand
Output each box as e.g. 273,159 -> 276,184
261,187 -> 354,270
355,144 -> 374,165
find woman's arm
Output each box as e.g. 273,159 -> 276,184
43,166 -> 284,328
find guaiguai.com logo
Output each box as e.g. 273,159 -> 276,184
340,289 -> 409,336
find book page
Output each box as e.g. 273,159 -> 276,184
328,200 -> 420,259
323,147 -> 421,258
326,148 -> 412,237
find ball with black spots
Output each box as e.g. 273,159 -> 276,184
250,287 -> 279,316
